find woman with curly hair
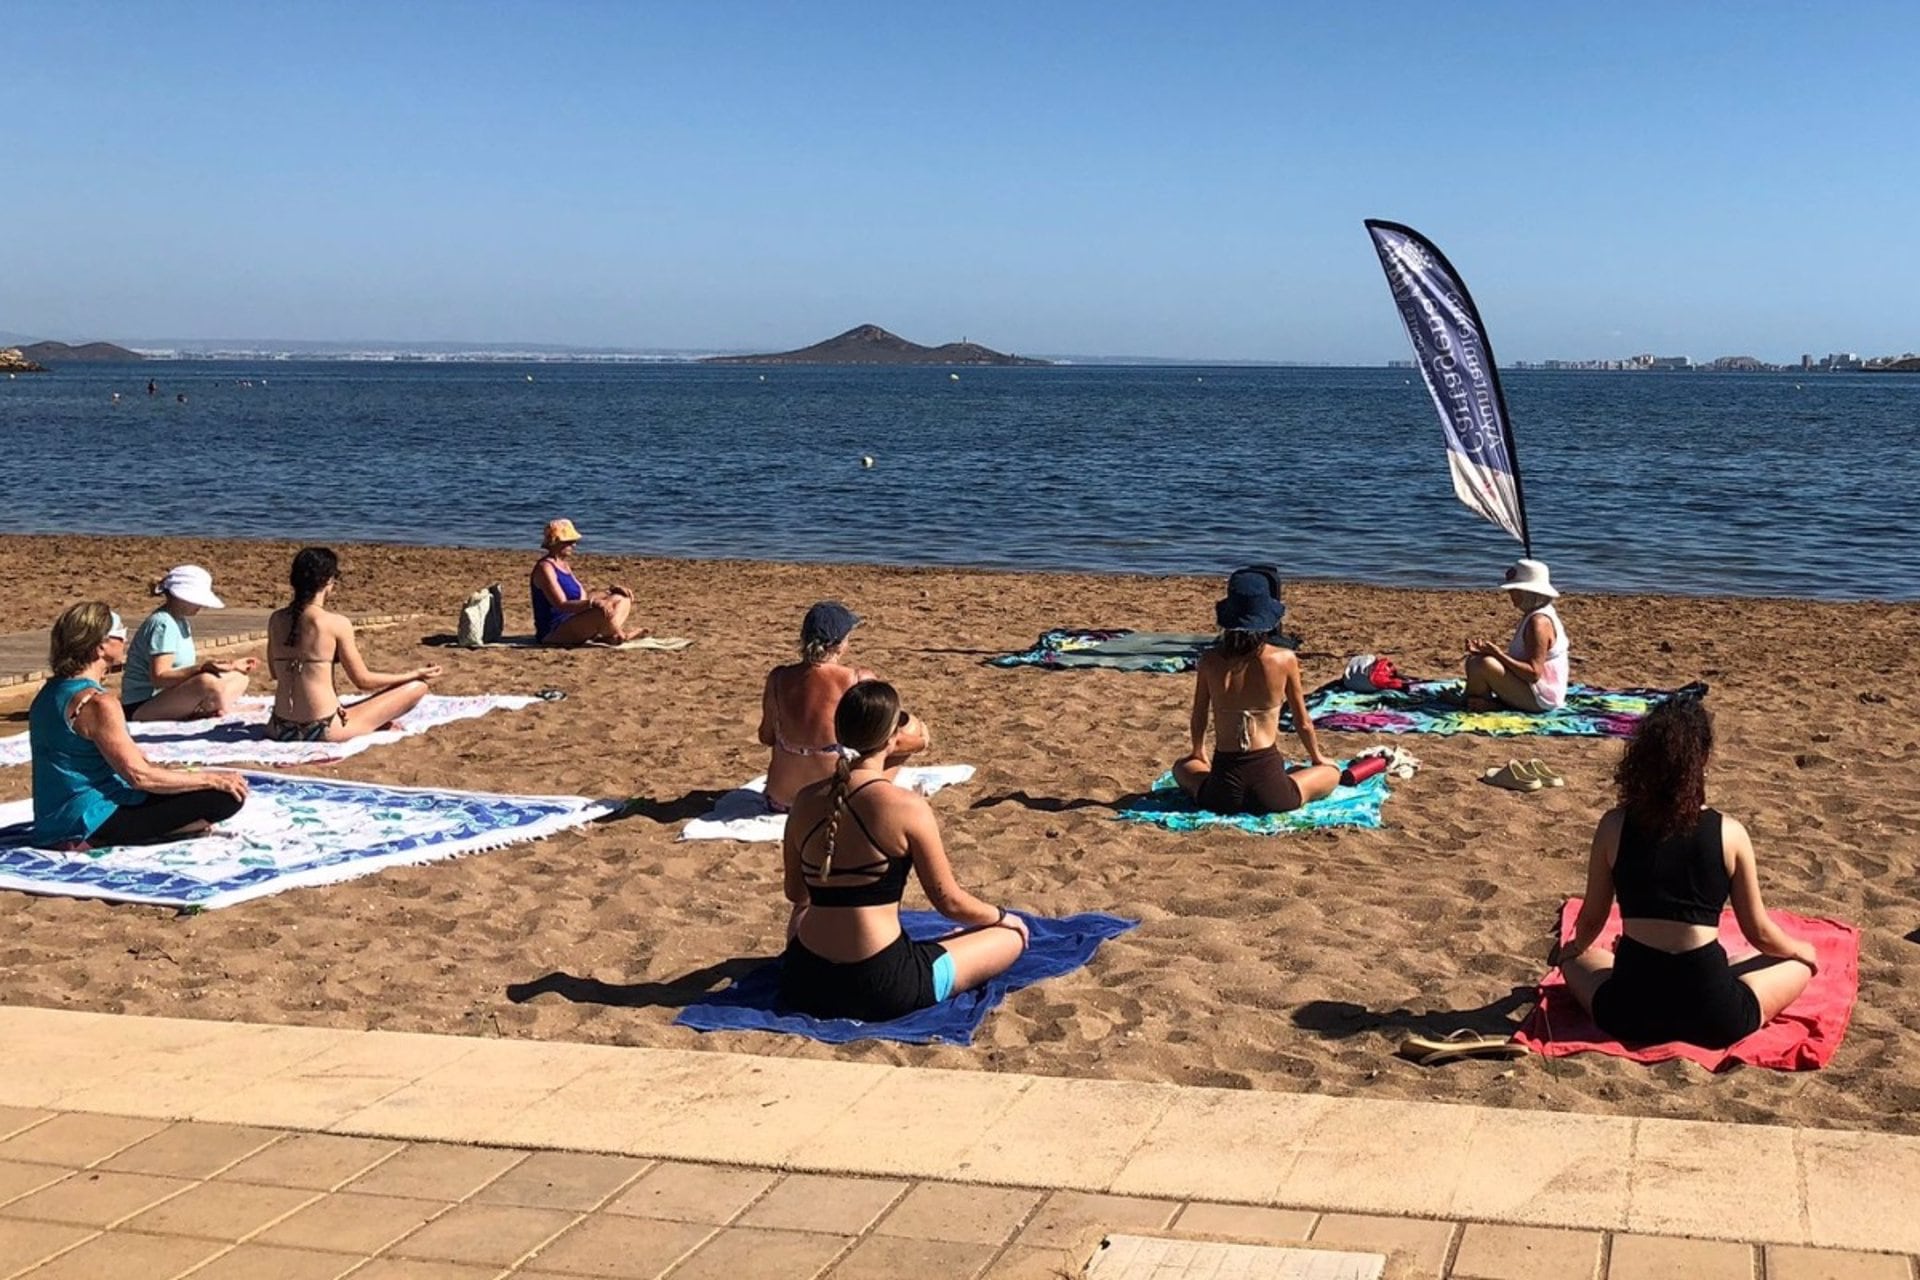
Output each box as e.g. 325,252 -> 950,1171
779,680 -> 1026,1021
1558,694 -> 1815,1048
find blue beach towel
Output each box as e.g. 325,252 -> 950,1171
1116,769 -> 1388,835
674,910 -> 1137,1046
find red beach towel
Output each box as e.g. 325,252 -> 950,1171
1514,898 -> 1859,1072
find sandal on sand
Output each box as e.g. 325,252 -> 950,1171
1481,760 -> 1541,792
1399,1030 -> 1528,1067
1520,759 -> 1565,788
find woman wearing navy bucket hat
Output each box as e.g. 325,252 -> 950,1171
1171,574 -> 1343,815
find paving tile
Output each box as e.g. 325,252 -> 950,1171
331,1040 -> 608,1144
494,1048 -> 755,1154
14,1229 -> 225,1280
0,1107 -> 52,1141
1,1012 -> 249,1111
1015,1190 -> 1181,1252
182,1243 -> 362,1280
738,1174 -> 907,1235
1451,1224 -> 1603,1280
980,1244 -> 1084,1279
1448,1108 -> 1633,1230
473,1150 -> 650,1211
825,1234 -> 998,1280
0,1159 -> 70,1206
0,1112 -> 167,1167
255,1191 -> 452,1255
1310,1214 -> 1454,1280
1110,1087 -> 1324,1202
872,1182 -> 1042,1246
189,1031 -> 476,1131
1277,1099 -> 1480,1219
1607,1233 -> 1754,1279
341,1142 -> 526,1201
1802,1128 -> 1920,1254
1089,1234 -> 1392,1279
801,1068 -> 1034,1175
603,1161 -> 778,1225
0,1217 -> 94,1274
518,1213 -> 715,1277
388,1201 -> 578,1266
5,1169 -> 194,1227
668,1225 -> 851,1279
121,1178 -> 317,1240
347,1261 -> 502,1280
631,1058 -> 896,1167
1766,1244 -> 1917,1280
1627,1118 -> 1800,1242
100,1122 -> 283,1179
953,1078 -> 1179,1191
219,1132 -> 404,1191
1173,1201 -> 1317,1242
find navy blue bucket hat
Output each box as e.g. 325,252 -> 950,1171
801,600 -> 860,648
1215,578 -> 1286,634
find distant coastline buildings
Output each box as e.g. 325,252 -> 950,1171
1493,349 -> 1920,373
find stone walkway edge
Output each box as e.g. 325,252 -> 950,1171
3,1006 -> 1915,1257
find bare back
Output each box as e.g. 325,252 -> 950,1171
267,607 -> 345,720
762,661 -> 869,807
1198,645 -> 1297,752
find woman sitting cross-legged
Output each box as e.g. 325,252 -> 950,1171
531,518 -> 647,647
121,564 -> 256,721
1173,575 -> 1342,814
757,601 -> 912,812
780,680 -> 1027,1021
31,602 -> 248,849
1558,694 -> 1816,1048
1462,558 -> 1569,712
265,547 -> 441,743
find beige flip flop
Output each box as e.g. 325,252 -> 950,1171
1521,759 -> 1565,788
1481,760 -> 1542,792
1399,1030 -> 1528,1066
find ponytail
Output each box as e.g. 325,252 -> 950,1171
818,756 -> 854,878
286,547 -> 339,645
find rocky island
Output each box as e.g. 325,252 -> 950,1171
702,324 -> 1049,366
0,348 -> 48,373
16,340 -> 144,365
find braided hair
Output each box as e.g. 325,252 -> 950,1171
817,680 -> 902,878
286,547 -> 339,646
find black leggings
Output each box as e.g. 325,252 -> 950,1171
92,789 -> 243,847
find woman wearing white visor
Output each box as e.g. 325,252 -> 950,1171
121,565 -> 257,721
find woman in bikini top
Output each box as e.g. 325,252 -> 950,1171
757,600 -> 926,811
264,547 -> 441,744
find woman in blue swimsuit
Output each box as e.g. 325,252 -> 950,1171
530,518 -> 646,647
780,680 -> 1027,1021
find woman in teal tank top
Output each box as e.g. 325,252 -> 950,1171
29,603 -> 249,848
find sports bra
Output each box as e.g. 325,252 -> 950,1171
799,779 -> 911,908
1613,808 -> 1729,927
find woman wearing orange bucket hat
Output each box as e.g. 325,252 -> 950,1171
530,518 -> 647,646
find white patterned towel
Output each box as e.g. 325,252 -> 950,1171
680,766 -> 977,842
0,773 -> 617,909
0,694 -> 541,768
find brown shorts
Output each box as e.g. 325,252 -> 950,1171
1197,746 -> 1303,815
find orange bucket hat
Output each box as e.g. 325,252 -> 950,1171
542,518 -> 582,549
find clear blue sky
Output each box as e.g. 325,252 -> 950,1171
4,2 -> 1915,362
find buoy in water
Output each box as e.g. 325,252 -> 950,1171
758,374 -> 766,382
860,455 -> 875,469
949,373 -> 960,381
525,374 -> 534,382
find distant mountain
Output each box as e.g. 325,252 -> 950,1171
702,324 -> 1049,366
18,340 -> 144,363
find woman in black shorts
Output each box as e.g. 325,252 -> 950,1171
1172,571 -> 1340,814
779,680 -> 1027,1021
1559,695 -> 1816,1048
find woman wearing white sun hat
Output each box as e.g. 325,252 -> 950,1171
1462,558 -> 1569,712
121,565 -> 257,722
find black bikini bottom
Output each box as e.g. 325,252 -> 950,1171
1591,935 -> 1762,1049
1198,746 -> 1302,814
778,931 -> 944,1022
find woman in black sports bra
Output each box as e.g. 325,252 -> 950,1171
780,680 -> 1028,1021
1559,695 -> 1816,1048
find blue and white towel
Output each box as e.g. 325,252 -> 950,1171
0,694 -> 541,769
0,773 -> 617,909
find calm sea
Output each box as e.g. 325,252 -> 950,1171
3,362 -> 1916,601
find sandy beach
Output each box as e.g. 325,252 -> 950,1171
1,533 -> 1915,1135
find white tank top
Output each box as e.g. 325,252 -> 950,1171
1509,605 -> 1569,709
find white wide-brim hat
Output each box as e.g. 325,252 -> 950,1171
1499,558 -> 1559,599
160,564 -> 225,609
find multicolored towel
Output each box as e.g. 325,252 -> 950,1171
680,766 -> 976,842
0,694 -> 541,768
1303,680 -> 1705,738
1515,899 -> 1859,1072
1115,769 -> 1388,835
674,910 -> 1137,1045
989,629 -> 1214,673
0,773 -> 616,909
